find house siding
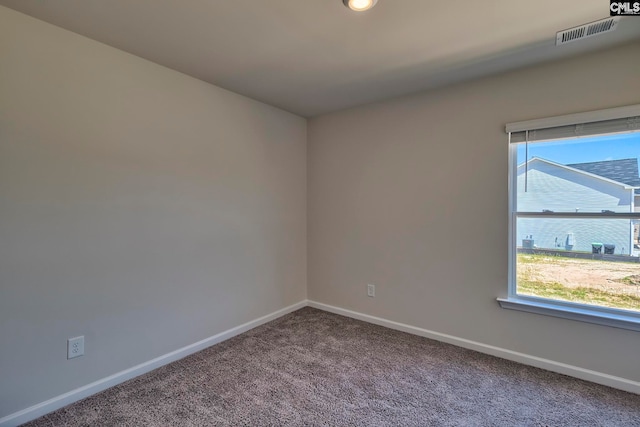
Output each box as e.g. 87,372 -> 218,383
517,218 -> 633,254
517,159 -> 633,254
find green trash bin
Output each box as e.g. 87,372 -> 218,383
591,243 -> 603,254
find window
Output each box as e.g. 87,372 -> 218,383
499,105 -> 640,331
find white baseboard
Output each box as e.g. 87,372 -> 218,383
0,300 -> 307,427
4,299 -> 638,426
307,300 -> 640,395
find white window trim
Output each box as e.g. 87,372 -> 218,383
499,104 -> 640,332
498,296 -> 640,332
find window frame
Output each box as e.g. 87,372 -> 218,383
499,104 -> 640,332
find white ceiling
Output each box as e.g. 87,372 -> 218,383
1,1 -> 639,117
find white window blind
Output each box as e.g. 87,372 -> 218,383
507,104 -> 640,143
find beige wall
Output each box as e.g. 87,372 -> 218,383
308,42 -> 640,381
2,2 -> 640,420
0,6 -> 306,417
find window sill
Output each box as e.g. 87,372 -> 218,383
497,297 -> 640,332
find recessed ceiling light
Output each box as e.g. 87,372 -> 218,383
343,0 -> 378,12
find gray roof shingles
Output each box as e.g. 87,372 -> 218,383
568,158 -> 640,194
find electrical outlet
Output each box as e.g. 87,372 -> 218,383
67,336 -> 84,359
367,284 -> 375,297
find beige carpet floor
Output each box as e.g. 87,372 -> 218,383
23,307 -> 640,426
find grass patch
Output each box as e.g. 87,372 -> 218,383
518,252 -> 639,265
518,280 -> 640,311
617,275 -> 640,286
517,254 -> 565,265
517,253 -> 640,311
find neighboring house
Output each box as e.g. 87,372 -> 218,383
568,158 -> 640,212
517,157 -> 639,255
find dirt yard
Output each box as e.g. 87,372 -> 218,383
518,254 -> 640,298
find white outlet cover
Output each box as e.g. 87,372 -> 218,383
367,284 -> 375,297
67,336 -> 84,359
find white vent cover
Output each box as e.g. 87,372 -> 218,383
556,17 -> 621,46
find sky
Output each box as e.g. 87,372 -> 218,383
516,131 -> 640,166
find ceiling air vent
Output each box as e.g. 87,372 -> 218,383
556,17 -> 621,46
